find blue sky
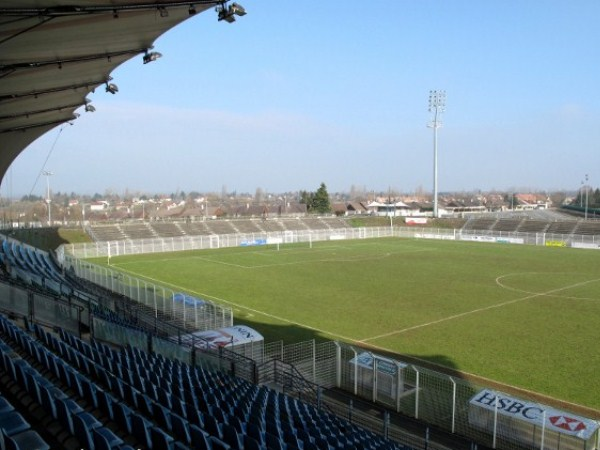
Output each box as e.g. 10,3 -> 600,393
5,0 -> 600,198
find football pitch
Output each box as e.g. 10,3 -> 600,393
94,237 -> 600,411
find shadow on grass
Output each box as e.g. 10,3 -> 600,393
227,311 -> 465,377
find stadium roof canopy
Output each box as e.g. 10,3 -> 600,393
0,0 -> 241,183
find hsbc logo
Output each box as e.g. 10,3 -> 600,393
469,389 -> 598,440
471,390 -> 543,420
549,416 -> 586,433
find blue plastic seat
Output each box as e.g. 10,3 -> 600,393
153,404 -> 172,432
38,384 -> 59,420
185,404 -> 204,428
202,413 -> 222,440
246,421 -> 264,446
120,383 -> 139,410
228,415 -> 245,434
80,377 -> 98,409
243,435 -> 264,450
92,426 -> 124,450
72,411 -> 102,450
265,432 -> 284,450
150,426 -> 175,450
54,397 -> 85,435
0,396 -> 15,414
113,402 -> 133,434
0,427 -> 50,450
189,424 -> 211,450
130,412 -> 152,449
170,413 -> 191,445
209,436 -> 231,450
96,388 -> 115,421
220,423 -> 242,449
171,395 -> 186,419
0,411 -> 30,436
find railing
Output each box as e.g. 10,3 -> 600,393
59,226 -> 600,262
0,279 -> 82,336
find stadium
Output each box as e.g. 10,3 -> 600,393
1,2 -> 600,450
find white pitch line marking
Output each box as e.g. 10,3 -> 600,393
495,273 -> 600,301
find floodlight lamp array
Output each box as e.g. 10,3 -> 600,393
216,1 -> 246,23
428,90 -> 446,113
105,82 -> 118,94
143,50 -> 162,64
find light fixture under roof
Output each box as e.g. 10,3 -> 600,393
217,1 -> 246,23
143,50 -> 163,64
84,98 -> 96,112
188,4 -> 197,15
105,82 -> 119,94
230,3 -> 246,16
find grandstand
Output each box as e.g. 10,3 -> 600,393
1,315 -> 412,450
87,217 -> 356,242
81,214 -> 600,245
0,234 -> 434,450
459,213 -> 600,239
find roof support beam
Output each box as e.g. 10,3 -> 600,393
0,1 -> 225,18
0,78 -> 110,101
0,100 -> 85,121
1,48 -> 148,74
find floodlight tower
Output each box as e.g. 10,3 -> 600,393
42,170 -> 53,225
428,90 -> 446,218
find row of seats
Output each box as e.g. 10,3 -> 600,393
0,309 -> 411,450
49,319 -> 406,449
0,238 -> 96,305
0,239 -> 64,286
0,391 -> 49,450
88,217 -> 351,243
0,331 -> 130,449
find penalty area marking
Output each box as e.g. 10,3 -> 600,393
360,276 -> 600,344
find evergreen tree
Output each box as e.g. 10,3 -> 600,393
312,183 -> 331,213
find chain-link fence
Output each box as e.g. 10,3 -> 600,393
259,338 -> 599,450
59,226 -> 600,261
61,255 -> 233,333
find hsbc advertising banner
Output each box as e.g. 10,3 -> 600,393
182,325 -> 263,349
470,389 -> 599,440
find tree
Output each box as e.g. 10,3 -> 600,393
312,182 -> 331,213
300,183 -> 331,213
299,190 -> 312,208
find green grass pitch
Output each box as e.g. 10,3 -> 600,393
93,237 -> 600,411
